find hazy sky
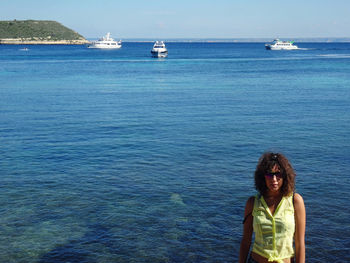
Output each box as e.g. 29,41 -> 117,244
2,0 -> 350,39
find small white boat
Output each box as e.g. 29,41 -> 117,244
265,39 -> 298,50
88,32 -> 122,49
151,41 -> 168,57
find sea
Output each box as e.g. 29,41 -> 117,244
1,42 -> 350,263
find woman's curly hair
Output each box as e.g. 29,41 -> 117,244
255,152 -> 296,196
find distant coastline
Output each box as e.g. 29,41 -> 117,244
3,37 -> 350,45
115,38 -> 350,43
0,39 -> 89,45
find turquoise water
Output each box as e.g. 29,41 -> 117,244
1,42 -> 350,262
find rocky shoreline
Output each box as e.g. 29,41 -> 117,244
0,38 -> 90,45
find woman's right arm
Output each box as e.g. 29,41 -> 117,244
239,196 -> 255,263
294,193 -> 306,263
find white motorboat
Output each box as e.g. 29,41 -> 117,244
265,39 -> 298,50
88,32 -> 122,49
151,41 -> 168,57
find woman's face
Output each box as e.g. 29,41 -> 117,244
264,164 -> 283,194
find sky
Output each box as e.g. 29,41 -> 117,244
1,0 -> 350,39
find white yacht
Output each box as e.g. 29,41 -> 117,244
265,39 -> 298,50
151,41 -> 168,57
88,32 -> 122,49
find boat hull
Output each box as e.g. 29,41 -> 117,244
265,42 -> 298,50
151,51 -> 168,58
88,44 -> 122,49
265,45 -> 298,50
88,46 -> 121,49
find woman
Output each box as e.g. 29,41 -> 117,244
239,152 -> 306,263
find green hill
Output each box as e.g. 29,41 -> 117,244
0,20 -> 88,44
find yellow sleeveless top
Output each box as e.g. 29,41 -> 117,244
252,194 -> 295,263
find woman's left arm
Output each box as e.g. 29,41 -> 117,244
294,193 -> 306,263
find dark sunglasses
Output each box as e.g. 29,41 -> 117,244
265,172 -> 283,179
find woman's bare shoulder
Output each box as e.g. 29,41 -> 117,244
294,193 -> 304,203
293,193 -> 305,210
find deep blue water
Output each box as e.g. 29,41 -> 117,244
1,42 -> 350,263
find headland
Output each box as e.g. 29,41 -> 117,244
0,20 -> 89,45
